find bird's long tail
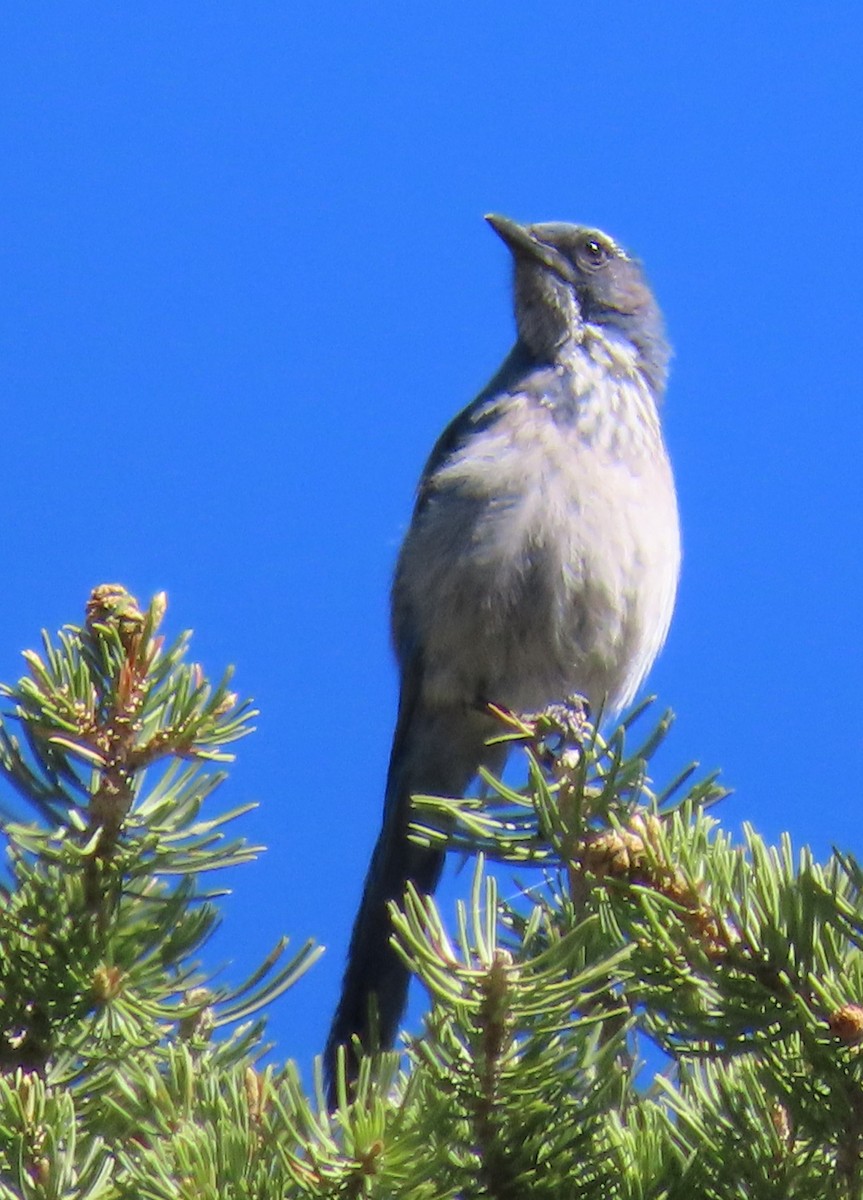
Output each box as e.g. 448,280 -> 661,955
324,695 -> 499,1104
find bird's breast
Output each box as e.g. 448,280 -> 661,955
395,376 -> 680,715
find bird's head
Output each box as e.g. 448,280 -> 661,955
485,214 -> 669,390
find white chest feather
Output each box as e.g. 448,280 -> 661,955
395,345 -> 680,714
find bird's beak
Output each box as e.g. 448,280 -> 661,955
484,213 -> 574,283
485,213 -> 538,255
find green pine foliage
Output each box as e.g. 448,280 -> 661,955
0,586 -> 862,1197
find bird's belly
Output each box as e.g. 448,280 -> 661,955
397,423 -> 679,716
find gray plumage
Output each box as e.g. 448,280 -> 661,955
324,214 -> 680,1102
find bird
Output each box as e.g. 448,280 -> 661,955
324,213 -> 680,1102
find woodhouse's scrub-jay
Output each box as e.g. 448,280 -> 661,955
325,214 -> 680,1100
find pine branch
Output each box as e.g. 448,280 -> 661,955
0,586 -> 321,1193
2,589 -> 863,1196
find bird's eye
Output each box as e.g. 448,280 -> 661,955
576,238 -> 611,271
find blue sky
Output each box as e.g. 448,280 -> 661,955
1,6 -> 861,1081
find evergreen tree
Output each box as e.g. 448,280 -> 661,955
0,585 -> 861,1198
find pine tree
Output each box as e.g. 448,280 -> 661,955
0,585 -> 861,1198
